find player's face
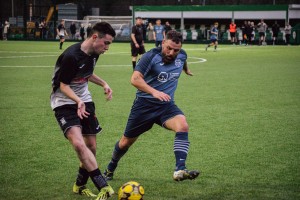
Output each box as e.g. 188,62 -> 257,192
92,34 -> 113,55
161,39 -> 182,64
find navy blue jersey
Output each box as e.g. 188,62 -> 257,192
210,27 -> 218,40
135,47 -> 187,104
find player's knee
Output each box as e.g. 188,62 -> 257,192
119,136 -> 136,149
179,121 -> 189,132
73,140 -> 88,156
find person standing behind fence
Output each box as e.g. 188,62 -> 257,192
229,20 -> 237,45
147,22 -> 154,41
284,22 -> 292,45
70,21 -> 76,40
80,24 -> 85,41
257,19 -> 267,45
87,23 -> 92,37
245,21 -> 253,45
153,19 -> 165,47
3,20 -> 9,40
165,21 -> 172,34
272,21 -> 280,45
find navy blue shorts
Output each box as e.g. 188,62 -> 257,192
210,38 -> 218,43
124,97 -> 184,138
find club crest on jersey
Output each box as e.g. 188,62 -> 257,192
60,117 -> 67,126
157,72 -> 169,83
175,59 -> 182,67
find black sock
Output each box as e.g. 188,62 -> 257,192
60,42 -> 63,49
214,45 -> 217,50
76,167 -> 89,186
89,168 -> 107,191
132,61 -> 136,70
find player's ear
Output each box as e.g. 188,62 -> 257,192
92,34 -> 97,40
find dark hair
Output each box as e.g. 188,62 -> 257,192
136,16 -> 142,20
90,22 -> 116,38
165,30 -> 183,44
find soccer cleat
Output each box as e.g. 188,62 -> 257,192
73,183 -> 97,197
103,169 -> 114,181
173,169 -> 200,181
95,185 -> 115,200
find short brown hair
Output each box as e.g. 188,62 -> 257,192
165,30 -> 183,44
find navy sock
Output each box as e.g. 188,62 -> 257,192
107,141 -> 128,172
60,42 -> 63,49
174,132 -> 190,171
214,45 -> 217,50
76,167 -> 89,186
89,168 -> 107,191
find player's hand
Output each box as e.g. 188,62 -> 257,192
185,69 -> 193,76
152,91 -> 171,102
135,43 -> 140,48
103,85 -> 113,101
77,101 -> 90,119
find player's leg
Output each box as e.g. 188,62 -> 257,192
104,135 -> 138,180
131,43 -> 138,70
214,41 -> 218,51
104,98 -> 156,180
67,129 -> 114,199
164,115 -> 200,181
73,135 -> 97,197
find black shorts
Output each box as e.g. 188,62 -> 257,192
54,102 -> 102,138
59,35 -> 65,39
210,38 -> 218,43
131,43 -> 146,57
155,41 -> 162,47
273,32 -> 278,37
230,32 -> 236,38
259,32 -> 265,37
124,97 -> 184,138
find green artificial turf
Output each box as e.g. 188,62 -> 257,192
0,41 -> 299,200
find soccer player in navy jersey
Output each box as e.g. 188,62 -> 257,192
205,22 -> 219,52
104,30 -> 199,182
51,22 -> 115,200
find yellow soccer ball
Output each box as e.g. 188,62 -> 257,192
118,181 -> 145,200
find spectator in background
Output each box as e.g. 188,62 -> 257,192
142,19 -> 147,41
245,21 -> 253,45
272,21 -> 280,45
0,21 -> 3,40
80,24 -> 85,41
284,22 -> 292,45
70,21 -> 76,40
86,23 -> 92,37
250,21 -> 255,44
3,20 -> 10,40
257,19 -> 267,45
41,19 -> 47,39
153,19 -> 165,47
241,21 -> 247,45
229,20 -> 236,45
165,21 -> 172,34
147,22 -> 154,41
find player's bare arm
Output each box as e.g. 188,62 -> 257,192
131,71 -> 171,102
88,74 -> 113,100
131,33 -> 139,48
59,82 -> 90,119
183,61 -> 193,76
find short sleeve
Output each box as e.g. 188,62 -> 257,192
135,52 -> 154,76
57,54 -> 78,84
131,26 -> 136,35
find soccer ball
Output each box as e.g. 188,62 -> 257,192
118,181 -> 145,200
